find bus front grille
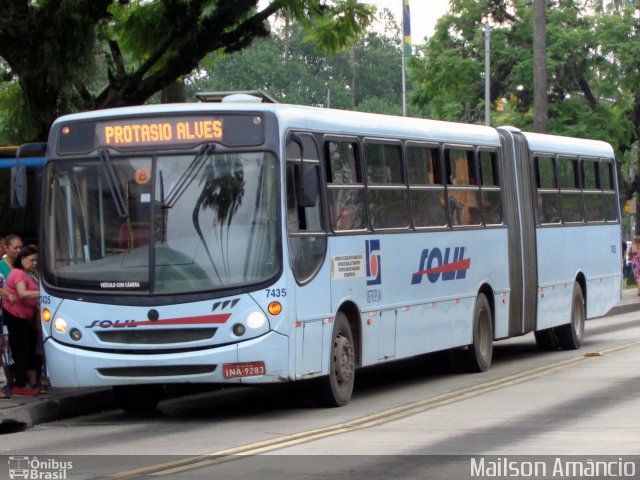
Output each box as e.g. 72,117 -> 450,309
95,328 -> 217,345
97,365 -> 216,377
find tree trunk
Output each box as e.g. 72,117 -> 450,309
161,79 -> 187,103
533,0 -> 548,133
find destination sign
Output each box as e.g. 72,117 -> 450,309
98,118 -> 223,146
57,114 -> 265,154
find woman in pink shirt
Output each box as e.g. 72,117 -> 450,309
4,246 -> 40,396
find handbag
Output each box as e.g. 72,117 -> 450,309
1,333 -> 14,367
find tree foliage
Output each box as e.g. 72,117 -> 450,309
410,0 -> 636,152
188,8 -> 412,115
410,0 -> 640,226
0,0 -> 374,142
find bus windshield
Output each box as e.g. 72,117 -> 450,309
43,151 -> 279,294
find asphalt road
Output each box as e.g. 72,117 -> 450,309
1,306 -> 639,479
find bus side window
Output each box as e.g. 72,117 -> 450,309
325,140 -> 367,231
286,132 -> 327,284
535,155 -> 561,224
407,144 -> 447,228
601,159 -> 619,222
558,155 -> 583,223
582,157 -> 604,223
364,141 -> 408,229
479,150 -> 503,225
445,148 -> 481,226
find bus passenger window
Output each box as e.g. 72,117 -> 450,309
535,156 -> 561,224
582,158 -> 603,223
325,140 -> 367,231
446,149 -> 477,186
479,150 -> 503,225
365,142 -> 408,229
326,141 -> 360,184
445,148 -> 481,226
536,156 -> 556,189
558,156 -> 583,223
407,145 -> 447,228
601,160 -> 619,222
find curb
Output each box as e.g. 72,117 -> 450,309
607,303 -> 640,317
0,388 -> 114,429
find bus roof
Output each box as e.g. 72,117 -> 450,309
51,102 -> 503,148
521,131 -> 614,158
51,102 -> 617,157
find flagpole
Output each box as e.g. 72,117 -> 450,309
402,0 -> 411,117
402,50 -> 406,117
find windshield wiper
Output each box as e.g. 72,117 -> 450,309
162,143 -> 216,209
99,148 -> 129,218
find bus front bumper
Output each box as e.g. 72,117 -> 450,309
43,331 -> 290,388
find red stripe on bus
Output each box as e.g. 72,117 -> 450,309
414,258 -> 471,276
130,314 -> 232,327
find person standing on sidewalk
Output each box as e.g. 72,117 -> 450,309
4,245 -> 41,396
630,236 -> 640,297
0,234 -> 22,396
0,236 -> 16,399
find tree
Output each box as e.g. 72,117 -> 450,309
532,0 -> 548,132
411,0 -> 640,228
189,8 -> 411,115
0,0 -> 374,142
410,0 -> 632,147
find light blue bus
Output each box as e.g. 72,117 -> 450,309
38,93 -> 621,411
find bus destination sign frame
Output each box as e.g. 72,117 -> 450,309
56,114 -> 265,154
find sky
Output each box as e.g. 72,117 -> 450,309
257,1 -> 452,45
361,0 -> 451,44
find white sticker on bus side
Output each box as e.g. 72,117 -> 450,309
330,254 -> 365,279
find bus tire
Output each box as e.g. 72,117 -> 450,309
113,384 -> 163,413
313,312 -> 355,407
556,282 -> 585,350
462,293 -> 493,372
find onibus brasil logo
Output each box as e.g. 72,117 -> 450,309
8,456 -> 73,479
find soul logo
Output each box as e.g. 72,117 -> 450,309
411,246 -> 471,285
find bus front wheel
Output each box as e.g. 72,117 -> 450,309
113,384 -> 163,413
313,312 -> 355,407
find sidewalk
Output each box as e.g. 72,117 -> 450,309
1,289 -> 639,430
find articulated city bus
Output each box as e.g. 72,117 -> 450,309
37,93 -> 621,411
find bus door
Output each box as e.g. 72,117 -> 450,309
497,128 -> 538,335
286,133 -> 331,378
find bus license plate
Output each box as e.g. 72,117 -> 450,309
223,361 -> 266,379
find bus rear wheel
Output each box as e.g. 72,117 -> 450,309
113,384 -> 163,413
313,312 -> 355,407
462,293 -> 493,372
556,282 -> 585,350
535,282 -> 585,351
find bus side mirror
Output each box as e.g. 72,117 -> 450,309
11,142 -> 46,209
296,163 -> 318,208
11,166 -> 26,208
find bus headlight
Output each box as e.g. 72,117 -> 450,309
70,328 -> 82,341
53,317 -> 68,334
246,311 -> 267,329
